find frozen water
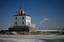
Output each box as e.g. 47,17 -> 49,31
0,38 -> 46,42
0,35 -> 64,42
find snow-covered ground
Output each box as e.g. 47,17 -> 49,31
0,35 -> 64,39
0,35 -> 64,42
0,38 -> 44,42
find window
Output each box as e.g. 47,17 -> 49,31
15,22 -> 17,24
15,17 -> 17,19
22,17 -> 24,19
22,22 -> 24,24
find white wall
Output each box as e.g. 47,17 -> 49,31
14,16 -> 26,26
26,16 -> 31,26
14,16 -> 31,26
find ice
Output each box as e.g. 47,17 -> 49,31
0,38 -> 46,42
0,35 -> 64,42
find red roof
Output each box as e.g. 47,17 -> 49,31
15,9 -> 31,17
16,10 -> 26,16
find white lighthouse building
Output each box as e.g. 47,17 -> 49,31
14,9 -> 31,27
8,9 -> 31,32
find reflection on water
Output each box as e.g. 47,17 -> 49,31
0,38 -> 64,42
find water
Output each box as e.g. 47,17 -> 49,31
0,35 -> 64,42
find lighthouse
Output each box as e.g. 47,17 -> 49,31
14,9 -> 31,27
9,9 -> 32,32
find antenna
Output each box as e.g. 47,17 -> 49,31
19,0 -> 23,9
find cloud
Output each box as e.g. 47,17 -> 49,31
40,18 -> 48,24
31,24 -> 36,28
43,18 -> 48,21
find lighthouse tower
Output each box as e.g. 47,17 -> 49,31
9,9 -> 31,32
15,9 -> 31,27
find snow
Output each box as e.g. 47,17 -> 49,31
0,35 -> 64,42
